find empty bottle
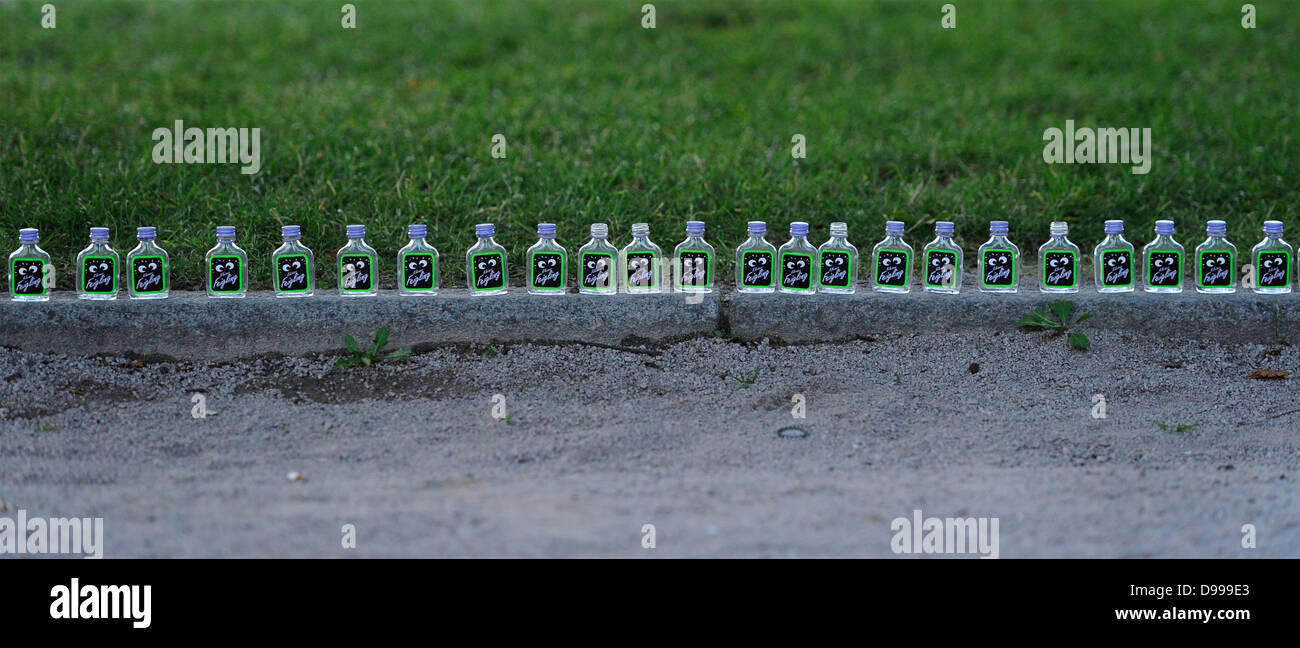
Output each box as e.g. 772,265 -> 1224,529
527,223 -> 567,294
398,224 -> 438,296
735,221 -> 776,293
978,220 -> 1019,293
818,222 -> 858,294
778,221 -> 818,294
1251,220 -> 1292,294
674,220 -> 715,293
272,225 -> 314,297
1195,220 -> 1236,293
338,224 -> 378,297
1093,220 -> 1134,293
578,224 -> 618,295
621,223 -> 662,293
922,221 -> 962,294
1038,221 -> 1080,293
467,223 -> 508,295
1142,219 -> 1184,293
9,228 -> 51,302
871,220 -> 913,293
76,227 -> 120,300
206,225 -> 248,298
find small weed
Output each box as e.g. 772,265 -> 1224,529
733,367 -> 760,389
332,327 -> 411,371
36,421 -> 59,432
1018,300 -> 1093,350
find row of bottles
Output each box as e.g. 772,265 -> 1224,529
8,219 -> 1295,300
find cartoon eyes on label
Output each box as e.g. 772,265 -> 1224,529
1049,257 -> 1068,268
585,258 -> 606,269
536,258 -> 557,269
1204,256 -> 1226,267
281,260 -> 301,272
785,258 -> 806,270
407,259 -> 428,270
140,261 -> 158,272
990,255 -> 1008,266
824,257 -> 843,267
17,266 -> 32,275
1107,257 -> 1120,267
216,261 -> 235,272
930,257 -> 945,267
1153,258 -> 1174,268
1263,258 -> 1282,268
477,257 -> 498,270
881,256 -> 901,266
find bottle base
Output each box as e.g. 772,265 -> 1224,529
872,286 -> 910,294
472,289 -> 507,296
207,293 -> 246,299
1196,287 -> 1236,294
130,292 -> 170,300
820,287 -> 856,295
737,287 -> 776,294
980,287 -> 1018,294
1096,287 -> 1134,294
923,287 -> 959,294
275,292 -> 313,298
11,296 -> 50,302
1040,288 -> 1078,294
339,292 -> 379,297
578,289 -> 617,296
78,294 -> 117,300
398,291 -> 437,297
1144,287 -> 1183,294
1252,287 -> 1293,294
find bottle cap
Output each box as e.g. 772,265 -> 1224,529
1154,220 -> 1174,236
90,227 -> 110,239
18,228 -> 39,244
216,225 -> 236,238
885,220 -> 904,235
935,221 -> 954,235
281,225 -> 300,239
475,223 -> 495,238
590,223 -> 608,238
790,221 -> 809,237
1264,220 -> 1284,236
830,222 -> 849,237
1206,220 -> 1227,235
408,224 -> 427,239
1103,220 -> 1124,235
631,223 -> 649,237
1049,221 -> 1068,237
747,221 -> 766,234
537,223 -> 557,238
990,220 -> 1009,235
346,224 -> 365,239
685,220 -> 706,236
137,226 -> 157,241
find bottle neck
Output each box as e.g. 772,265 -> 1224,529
217,236 -> 236,244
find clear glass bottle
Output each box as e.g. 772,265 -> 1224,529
527,223 -> 567,294
922,221 -> 962,294
1038,221 -> 1080,293
1143,219 -> 1184,293
871,220 -> 913,293
777,221 -> 818,294
1251,220 -> 1292,294
337,224 -> 378,297
8,228 -> 51,302
577,223 -> 618,295
978,220 -> 1019,293
1195,219 -> 1236,294
127,226 -> 169,299
467,223 -> 508,295
674,220 -> 715,293
75,226 -> 120,300
206,225 -> 248,298
735,221 -> 776,293
398,224 -> 438,296
272,224 -> 314,297
818,222 -> 858,294
1093,220 -> 1134,293
620,222 -> 662,294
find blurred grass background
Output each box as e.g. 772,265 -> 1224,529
1,0 -> 1296,289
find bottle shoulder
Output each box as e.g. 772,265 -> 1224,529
675,239 -> 715,254
10,245 -> 50,261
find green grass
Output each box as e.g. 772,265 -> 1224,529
2,0 -> 1296,290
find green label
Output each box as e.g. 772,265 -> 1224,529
1146,249 -> 1181,288
624,251 -> 657,290
1256,250 -> 1290,288
275,254 -> 311,293
339,253 -> 375,292
924,250 -> 958,288
10,258 -> 46,296
875,249 -> 910,287
779,252 -> 814,291
471,252 -> 505,290
80,256 -> 117,294
580,252 -> 614,290
1041,250 -> 1078,289
1197,250 -> 1234,289
740,250 -> 774,288
208,255 -> 244,293
1098,250 -> 1133,288
529,251 -> 566,290
130,255 -> 167,294
400,252 -> 436,291
677,250 -> 712,288
980,248 -> 1016,288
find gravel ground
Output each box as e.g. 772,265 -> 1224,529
1,329 -> 1298,558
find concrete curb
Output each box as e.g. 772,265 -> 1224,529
1,287 -> 1295,359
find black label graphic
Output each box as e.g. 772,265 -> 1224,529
819,251 -> 851,288
581,252 -> 613,289
471,252 -> 505,290
80,257 -> 116,294
1146,251 -> 1181,287
678,251 -> 710,287
401,253 -> 435,290
1042,251 -> 1077,288
625,252 -> 656,289
1099,250 -> 1132,287
10,259 -> 45,296
780,252 -> 813,290
924,250 -> 957,288
275,254 -> 310,293
740,251 -> 774,288
339,254 -> 374,291
875,249 -> 909,287
131,256 -> 166,294
1198,251 -> 1233,288
531,252 -> 564,289
981,249 -> 1016,287
208,256 -> 242,292
1258,251 -> 1290,288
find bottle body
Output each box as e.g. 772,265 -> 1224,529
777,231 -> 818,294
1093,234 -> 1135,293
817,235 -> 857,294
1038,234 -> 1081,294
871,235 -> 913,293
9,242 -> 52,302
1251,235 -> 1293,294
272,240 -> 315,297
578,235 -> 618,295
620,232 -> 662,294
337,238 -> 378,297
674,236 -> 715,293
922,235 -> 962,294
1142,235 -> 1185,293
978,236 -> 1020,293
76,240 -> 121,300
1194,236 -> 1237,294
398,239 -> 438,296
736,234 -> 777,293
206,240 -> 249,298
467,237 -> 508,295
128,240 -> 170,299
527,237 -> 567,294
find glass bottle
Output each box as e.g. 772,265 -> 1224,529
735,221 -> 776,293
577,223 -> 618,295
205,225 -> 248,298
818,222 -> 858,294
978,220 -> 1019,293
397,224 -> 438,296
674,220 -> 715,293
467,223 -> 508,295
1195,219 -> 1236,294
1093,220 -> 1134,293
337,224 -> 378,297
1251,220 -> 1292,294
1038,221 -> 1081,293
272,224 -> 314,297
527,223 -> 567,294
76,226 -> 120,300
777,221 -> 818,294
1142,219 -> 1184,293
871,220 -> 913,293
127,226 -> 169,299
922,221 -> 962,294
620,222 -> 662,294
8,228 -> 51,302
